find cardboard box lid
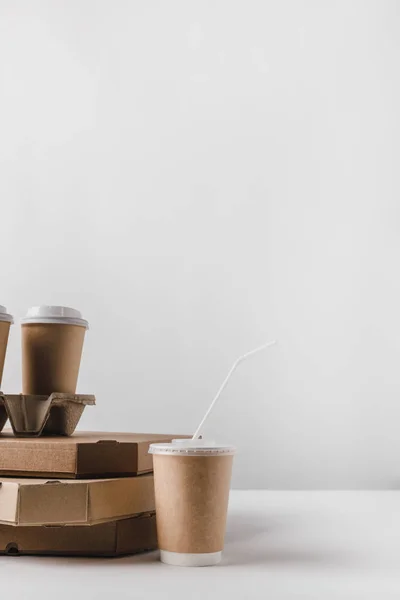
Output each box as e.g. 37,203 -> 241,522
0,513 -> 157,557
0,431 -> 188,478
0,474 -> 155,525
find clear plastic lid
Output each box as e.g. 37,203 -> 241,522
149,438 -> 236,456
0,305 -> 14,324
21,306 -> 88,329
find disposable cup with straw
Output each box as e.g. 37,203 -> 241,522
149,340 -> 276,567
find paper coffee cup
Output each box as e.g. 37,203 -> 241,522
21,306 -> 88,395
0,306 -> 13,389
149,439 -> 235,567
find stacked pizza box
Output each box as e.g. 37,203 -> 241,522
0,305 -> 186,557
0,430 -> 185,557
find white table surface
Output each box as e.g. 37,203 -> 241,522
2,491 -> 400,599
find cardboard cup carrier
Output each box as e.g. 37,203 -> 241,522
21,306 -> 88,395
0,306 -> 13,389
149,439 -> 235,567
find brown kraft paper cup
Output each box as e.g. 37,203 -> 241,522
151,445 -> 234,566
0,321 -> 11,389
22,323 -> 86,395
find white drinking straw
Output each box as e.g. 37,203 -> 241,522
192,340 -> 277,440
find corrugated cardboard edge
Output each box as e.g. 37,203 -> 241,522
0,394 -> 95,437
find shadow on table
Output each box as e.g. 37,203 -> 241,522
223,512 -> 352,569
12,550 -> 161,569
225,513 -> 272,544
222,546 -> 349,568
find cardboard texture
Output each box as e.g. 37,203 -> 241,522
153,454 -> 233,554
22,322 -> 86,395
0,513 -> 157,556
0,395 -> 7,432
0,393 -> 95,437
0,321 -> 11,388
0,474 -> 155,525
0,431 -> 188,478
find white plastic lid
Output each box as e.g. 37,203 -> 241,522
149,438 -> 236,456
0,306 -> 13,324
21,306 -> 89,329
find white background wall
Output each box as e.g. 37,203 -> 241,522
0,0 -> 399,489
